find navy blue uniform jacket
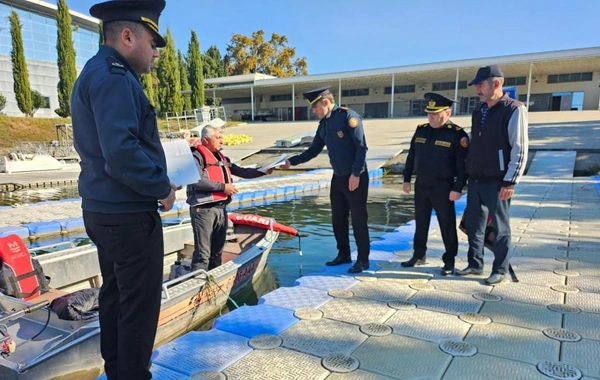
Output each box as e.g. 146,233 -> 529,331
71,46 -> 171,213
289,105 -> 368,176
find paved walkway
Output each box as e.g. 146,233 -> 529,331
139,147 -> 600,379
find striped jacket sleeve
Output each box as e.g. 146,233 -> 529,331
504,104 -> 529,185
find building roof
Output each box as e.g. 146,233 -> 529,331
2,0 -> 99,30
205,46 -> 600,97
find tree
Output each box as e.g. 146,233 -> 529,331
55,0 -> 77,117
141,74 -> 155,107
0,93 -> 6,113
31,89 -> 47,116
98,22 -> 104,47
186,30 -> 205,109
9,11 -> 33,116
178,50 -> 192,111
226,30 -> 308,77
202,45 -> 225,79
156,28 -> 182,115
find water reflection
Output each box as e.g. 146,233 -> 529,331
242,175 -> 414,287
0,186 -> 79,206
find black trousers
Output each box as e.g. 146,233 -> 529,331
330,171 -> 370,262
190,205 -> 228,271
413,180 -> 458,265
465,179 -> 512,275
83,210 -> 164,380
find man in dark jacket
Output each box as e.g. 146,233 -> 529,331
71,1 -> 177,378
402,93 -> 469,275
186,125 -> 271,271
455,65 -> 529,285
283,86 -> 370,273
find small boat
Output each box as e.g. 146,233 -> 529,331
0,213 -> 293,380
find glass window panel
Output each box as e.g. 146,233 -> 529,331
581,72 -> 593,81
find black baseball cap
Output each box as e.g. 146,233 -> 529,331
468,65 -> 504,86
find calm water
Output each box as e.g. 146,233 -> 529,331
6,174 -> 415,292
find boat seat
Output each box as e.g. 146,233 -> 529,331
29,288 -> 69,303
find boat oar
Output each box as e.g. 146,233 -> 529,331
0,300 -> 49,324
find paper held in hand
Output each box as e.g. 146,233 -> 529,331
162,139 -> 201,187
258,154 -> 288,173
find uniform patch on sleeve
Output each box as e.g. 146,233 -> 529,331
460,137 -> 469,148
348,117 -> 359,128
337,130 -> 344,138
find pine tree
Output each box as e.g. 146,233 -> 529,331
156,28 -> 182,115
141,74 -> 155,106
9,11 -> 33,116
178,50 -> 192,111
187,30 -> 205,109
55,0 -> 77,117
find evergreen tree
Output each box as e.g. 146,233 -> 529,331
31,89 -> 47,116
9,11 -> 33,116
0,93 -> 6,113
98,22 -> 104,46
141,74 -> 155,106
55,0 -> 77,117
178,50 -> 192,111
156,28 -> 182,115
187,30 -> 205,109
203,45 -> 225,79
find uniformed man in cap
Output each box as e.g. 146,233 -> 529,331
402,93 -> 469,275
283,86 -> 371,273
71,1 -> 177,378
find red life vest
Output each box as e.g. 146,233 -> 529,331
194,145 -> 233,203
0,235 -> 48,301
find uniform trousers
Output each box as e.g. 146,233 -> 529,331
465,179 -> 512,275
190,204 -> 228,271
413,179 -> 458,265
83,210 -> 163,380
330,171 -> 370,262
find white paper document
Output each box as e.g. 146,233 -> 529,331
258,154 -> 288,173
162,139 -> 200,187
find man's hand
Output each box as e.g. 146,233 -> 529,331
264,168 -> 273,175
224,184 -> 238,196
449,191 -> 461,201
499,186 -> 514,201
402,182 -> 411,194
282,159 -> 291,170
159,189 -> 176,212
349,174 -> 360,191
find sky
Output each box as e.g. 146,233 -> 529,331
48,0 -> 600,75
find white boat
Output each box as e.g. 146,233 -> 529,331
0,154 -> 64,174
0,214 -> 286,380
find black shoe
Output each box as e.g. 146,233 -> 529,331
440,264 -> 454,276
348,261 -> 370,273
325,255 -> 352,266
401,256 -> 427,267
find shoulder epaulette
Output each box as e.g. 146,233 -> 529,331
107,56 -> 127,75
446,122 -> 462,131
417,123 -> 428,128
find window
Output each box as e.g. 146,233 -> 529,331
384,84 -> 415,94
222,97 -> 251,105
270,94 -> 292,102
432,81 -> 467,91
547,72 -> 593,84
505,76 -> 526,86
410,100 -> 428,116
342,88 -> 369,97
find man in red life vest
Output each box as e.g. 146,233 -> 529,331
186,125 -> 272,271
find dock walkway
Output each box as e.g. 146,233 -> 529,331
127,150 -> 600,379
